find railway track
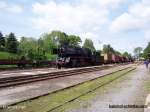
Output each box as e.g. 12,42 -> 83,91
0,67 -> 53,73
48,67 -> 136,112
0,65 -> 135,112
0,67 -> 56,74
0,65 -> 115,88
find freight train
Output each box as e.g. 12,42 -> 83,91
56,45 -> 133,68
0,46 -> 134,69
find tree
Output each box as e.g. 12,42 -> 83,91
122,52 -> 131,57
115,51 -> 121,55
68,35 -> 81,47
102,44 -> 115,54
50,31 -> 69,46
19,37 -> 46,60
19,37 -> 28,54
0,32 -> 5,50
19,37 -> 37,55
143,42 -> 150,59
83,38 -> 95,51
40,31 -> 82,53
6,33 -> 18,53
40,33 -> 57,53
133,47 -> 143,58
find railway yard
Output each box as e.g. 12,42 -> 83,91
1,0 -> 150,111
0,63 -> 149,112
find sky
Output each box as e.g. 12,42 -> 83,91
0,0 -> 150,54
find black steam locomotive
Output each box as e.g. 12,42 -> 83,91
55,45 -> 104,68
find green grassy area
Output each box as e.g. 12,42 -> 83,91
0,65 -> 17,69
0,51 -> 56,60
0,52 -> 18,59
0,52 -> 56,68
144,70 -> 150,92
1,67 -> 136,112
0,52 -> 19,68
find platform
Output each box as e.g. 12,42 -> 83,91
0,64 -> 116,79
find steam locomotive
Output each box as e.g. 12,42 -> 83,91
55,45 -> 134,68
55,45 -> 104,68
56,46 -> 104,68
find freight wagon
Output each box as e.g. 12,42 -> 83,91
102,53 -> 113,64
0,59 -> 53,68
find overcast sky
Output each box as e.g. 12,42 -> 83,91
0,0 -> 150,54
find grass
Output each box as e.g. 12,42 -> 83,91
0,52 -> 56,68
0,51 -> 19,59
0,67 -> 136,112
144,70 -> 150,92
0,51 -> 57,60
0,51 -> 19,68
0,65 -> 17,68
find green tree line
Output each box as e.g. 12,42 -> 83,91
0,30 -> 134,60
143,42 -> 150,59
0,31 -> 84,60
133,44 -> 150,60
